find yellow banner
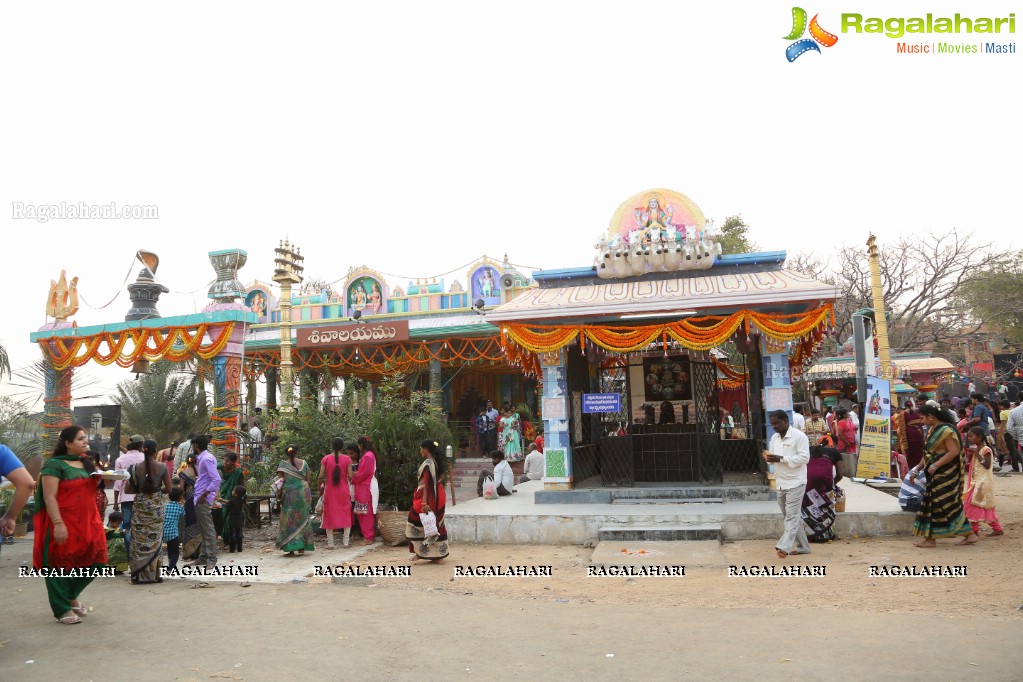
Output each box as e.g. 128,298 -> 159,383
856,415 -> 891,478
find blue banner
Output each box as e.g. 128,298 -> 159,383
581,393 -> 621,414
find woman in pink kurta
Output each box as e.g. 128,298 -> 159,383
353,436 -> 376,544
317,438 -> 353,548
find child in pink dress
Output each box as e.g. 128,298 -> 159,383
959,426 -> 1004,543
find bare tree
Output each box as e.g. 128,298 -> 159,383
788,229 -> 996,362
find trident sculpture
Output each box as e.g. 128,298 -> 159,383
46,270 -> 80,322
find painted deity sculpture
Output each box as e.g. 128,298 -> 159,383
633,195 -> 675,237
596,189 -> 722,279
369,282 -> 382,314
479,269 -> 496,298
353,286 -> 367,310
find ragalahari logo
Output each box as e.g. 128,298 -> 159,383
784,7 -> 839,61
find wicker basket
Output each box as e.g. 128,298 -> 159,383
376,510 -> 409,546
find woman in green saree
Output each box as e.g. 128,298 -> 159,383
218,452 -> 245,547
276,445 -> 314,556
909,404 -> 978,547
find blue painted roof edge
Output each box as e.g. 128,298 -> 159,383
30,309 -> 258,341
531,251 -> 788,281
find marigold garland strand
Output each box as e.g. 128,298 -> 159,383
38,323 -> 236,371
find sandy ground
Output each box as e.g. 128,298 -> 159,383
2,475 -> 1022,681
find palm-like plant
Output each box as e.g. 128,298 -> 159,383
0,341 -> 10,381
4,358 -> 105,476
114,361 -> 210,446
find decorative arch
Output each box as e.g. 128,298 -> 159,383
343,266 -> 388,317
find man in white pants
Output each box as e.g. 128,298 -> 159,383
764,409 -> 811,559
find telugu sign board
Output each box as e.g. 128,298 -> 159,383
581,393 -> 622,414
856,376 -> 892,478
296,321 -> 409,348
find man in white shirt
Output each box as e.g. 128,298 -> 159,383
476,450 -> 515,497
519,443 -> 546,483
1005,393 -> 1023,474
791,404 -> 806,432
248,421 -> 263,460
174,433 -> 196,472
763,410 -> 811,558
483,400 -> 500,453
849,404 -> 861,444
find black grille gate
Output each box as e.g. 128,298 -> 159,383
561,348 -> 765,487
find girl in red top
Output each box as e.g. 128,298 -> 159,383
831,408 -> 855,451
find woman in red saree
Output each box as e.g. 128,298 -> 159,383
352,436 -> 376,544
801,446 -> 837,542
833,408 -> 859,477
34,426 -> 108,624
902,401 -> 926,470
407,440 -> 449,561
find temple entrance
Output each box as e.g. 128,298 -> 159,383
565,348 -> 764,487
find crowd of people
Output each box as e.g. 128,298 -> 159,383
3,387 -> 1015,622
765,389 -> 1020,558
473,400 -> 538,462
0,424 -> 467,624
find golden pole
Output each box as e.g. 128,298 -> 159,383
866,235 -> 898,407
273,240 -> 304,413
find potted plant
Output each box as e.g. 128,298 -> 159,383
0,485 -> 13,528
14,511 -> 29,537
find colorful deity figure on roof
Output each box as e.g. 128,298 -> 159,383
354,288 -> 367,309
634,193 -> 677,237
369,281 -> 383,314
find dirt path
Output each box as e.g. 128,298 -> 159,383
2,475 -> 1021,681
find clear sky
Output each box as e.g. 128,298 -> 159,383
1,1 -> 1019,404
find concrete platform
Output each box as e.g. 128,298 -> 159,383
598,524 -> 722,542
445,479 -> 913,545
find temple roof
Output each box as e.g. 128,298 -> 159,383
486,257 -> 839,323
806,353 -> 955,380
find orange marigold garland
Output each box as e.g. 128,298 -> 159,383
39,323 -> 236,371
501,303 -> 834,382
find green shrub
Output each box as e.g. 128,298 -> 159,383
270,375 -> 452,510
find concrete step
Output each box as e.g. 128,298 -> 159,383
598,523 -> 723,542
610,486 -> 771,501
611,497 -> 724,505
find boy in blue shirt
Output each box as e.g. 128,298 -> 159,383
163,487 -> 185,569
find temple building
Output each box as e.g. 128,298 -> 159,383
31,189 -> 839,492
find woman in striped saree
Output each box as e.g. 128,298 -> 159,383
910,404 -> 977,547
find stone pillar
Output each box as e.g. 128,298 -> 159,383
429,357 -> 443,412
210,351 -> 243,457
42,361 -> 73,452
246,375 -> 257,420
540,350 -> 573,490
760,335 -> 794,441
265,366 -> 278,411
300,363 -> 318,406
760,335 -> 794,488
37,322 -> 75,453
206,248 -> 250,456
